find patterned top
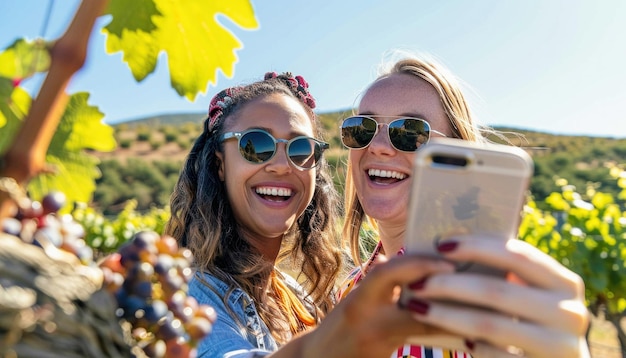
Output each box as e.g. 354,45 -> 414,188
336,241 -> 472,358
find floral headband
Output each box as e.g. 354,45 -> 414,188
207,72 -> 316,132
207,87 -> 241,132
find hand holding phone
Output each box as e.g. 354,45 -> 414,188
399,138 -> 534,349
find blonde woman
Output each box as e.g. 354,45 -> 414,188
337,53 -> 590,357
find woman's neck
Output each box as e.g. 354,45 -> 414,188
377,222 -> 405,256
242,230 -> 284,263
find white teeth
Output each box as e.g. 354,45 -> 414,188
368,169 -> 406,180
255,187 -> 292,197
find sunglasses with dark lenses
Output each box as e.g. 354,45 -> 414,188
340,115 -> 446,152
220,129 -> 329,170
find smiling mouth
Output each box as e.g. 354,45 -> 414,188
367,169 -> 407,184
255,186 -> 293,202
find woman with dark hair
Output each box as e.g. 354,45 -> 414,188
166,72 -> 344,356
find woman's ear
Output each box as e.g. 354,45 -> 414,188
215,152 -> 225,181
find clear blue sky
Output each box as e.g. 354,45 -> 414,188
2,0 -> 626,138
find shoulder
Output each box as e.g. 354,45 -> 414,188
189,271 -> 246,313
277,270 -> 313,305
190,271 -> 274,356
279,271 -> 305,294
276,270 -> 322,318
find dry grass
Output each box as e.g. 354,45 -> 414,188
589,315 -> 624,358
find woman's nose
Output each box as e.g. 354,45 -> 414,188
367,124 -> 396,155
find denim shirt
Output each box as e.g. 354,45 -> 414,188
189,271 -> 277,358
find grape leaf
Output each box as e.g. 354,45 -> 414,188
27,92 -> 116,212
545,192 -> 569,211
103,0 -> 259,100
0,39 -> 50,128
0,77 -> 31,131
588,256 -> 608,291
591,192 -> 613,210
617,298 -> 626,314
104,0 -> 160,35
0,38 -> 50,82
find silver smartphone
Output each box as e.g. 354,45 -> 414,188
399,137 -> 533,347
403,137 -> 534,275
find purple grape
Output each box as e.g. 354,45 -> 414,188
154,254 -> 175,275
134,280 -> 153,299
156,316 -> 185,341
144,299 -> 169,324
41,191 -> 67,214
120,295 -> 146,322
142,339 -> 166,358
132,231 -> 159,250
118,243 -> 141,268
161,271 -> 185,295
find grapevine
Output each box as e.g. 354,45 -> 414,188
72,199 -> 171,254
519,164 -> 626,352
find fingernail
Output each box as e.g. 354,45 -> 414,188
408,277 -> 428,290
437,240 -> 459,253
464,339 -> 475,351
405,299 -> 429,315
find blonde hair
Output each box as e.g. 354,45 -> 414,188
343,52 -> 490,264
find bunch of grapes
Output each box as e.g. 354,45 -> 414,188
1,191 -> 215,357
1,191 -> 94,266
99,231 -> 216,358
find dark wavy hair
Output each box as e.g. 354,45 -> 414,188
165,73 -> 343,343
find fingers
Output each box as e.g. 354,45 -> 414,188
408,300 -> 586,357
371,305 -> 456,341
432,236 -> 589,330
329,305 -> 460,358
351,254 -> 455,303
437,237 -> 583,293
431,236 -> 587,322
400,235 -> 590,357
409,273 -> 588,332
308,256 -> 457,358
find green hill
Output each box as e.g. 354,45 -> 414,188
109,112 -> 207,128
94,110 -> 626,214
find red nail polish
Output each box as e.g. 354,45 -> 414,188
408,278 -> 428,290
406,299 -> 429,315
464,339 -> 475,351
437,241 -> 459,253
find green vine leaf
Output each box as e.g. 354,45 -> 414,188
103,0 -> 259,100
27,92 -> 116,212
0,39 -> 50,129
0,77 -> 31,132
0,38 -> 50,82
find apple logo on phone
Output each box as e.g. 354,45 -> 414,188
453,186 -> 479,221
450,186 -> 480,272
